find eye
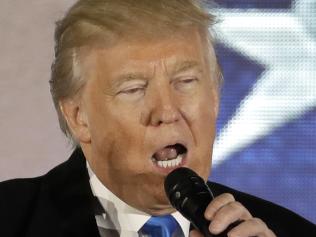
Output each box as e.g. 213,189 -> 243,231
117,83 -> 147,101
174,77 -> 199,91
120,86 -> 145,95
179,78 -> 197,84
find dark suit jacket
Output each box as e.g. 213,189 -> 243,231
0,148 -> 315,237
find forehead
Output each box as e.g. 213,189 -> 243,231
80,28 -> 215,81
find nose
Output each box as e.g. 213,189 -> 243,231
140,85 -> 181,127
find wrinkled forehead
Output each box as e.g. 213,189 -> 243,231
76,22 -> 213,50
77,26 -> 218,76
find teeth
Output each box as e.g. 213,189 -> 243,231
155,154 -> 183,168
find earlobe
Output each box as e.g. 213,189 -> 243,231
59,99 -> 91,144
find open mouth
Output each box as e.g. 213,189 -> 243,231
151,143 -> 187,168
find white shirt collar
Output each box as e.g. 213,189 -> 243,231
87,162 -> 190,237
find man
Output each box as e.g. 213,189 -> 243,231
0,0 -> 315,236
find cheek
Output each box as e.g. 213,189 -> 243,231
91,106 -> 149,171
182,90 -> 217,175
180,90 -> 217,134
199,87 -> 218,131
197,97 -> 217,153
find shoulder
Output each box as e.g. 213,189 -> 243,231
0,176 -> 43,236
0,149 -> 98,237
0,175 -> 41,196
0,148 -> 85,214
0,176 -> 42,208
208,181 -> 316,237
0,151 -> 71,236
0,150 -> 74,208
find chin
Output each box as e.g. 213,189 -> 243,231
139,192 -> 175,216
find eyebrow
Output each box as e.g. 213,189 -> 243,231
111,60 -> 202,89
172,60 -> 202,75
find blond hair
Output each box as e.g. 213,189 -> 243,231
49,0 -> 219,146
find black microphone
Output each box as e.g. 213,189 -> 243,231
164,167 -> 240,237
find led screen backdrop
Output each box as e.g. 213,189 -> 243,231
211,0 -> 316,223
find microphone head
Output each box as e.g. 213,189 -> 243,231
165,168 -> 242,237
164,167 -> 214,227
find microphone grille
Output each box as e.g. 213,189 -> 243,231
164,167 -> 212,210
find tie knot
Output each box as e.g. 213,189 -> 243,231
140,215 -> 182,237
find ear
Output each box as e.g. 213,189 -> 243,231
59,99 -> 91,144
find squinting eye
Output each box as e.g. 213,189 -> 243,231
121,87 -> 145,95
116,80 -> 148,101
175,77 -> 198,86
180,78 -> 197,84
117,84 -> 148,101
173,77 -> 199,92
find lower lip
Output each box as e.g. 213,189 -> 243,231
152,153 -> 188,174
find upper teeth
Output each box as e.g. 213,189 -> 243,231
154,154 -> 183,168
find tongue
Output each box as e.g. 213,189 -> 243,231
154,147 -> 178,161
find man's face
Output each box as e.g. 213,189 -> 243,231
78,28 -> 219,215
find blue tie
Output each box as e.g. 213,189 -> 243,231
139,215 -> 182,237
